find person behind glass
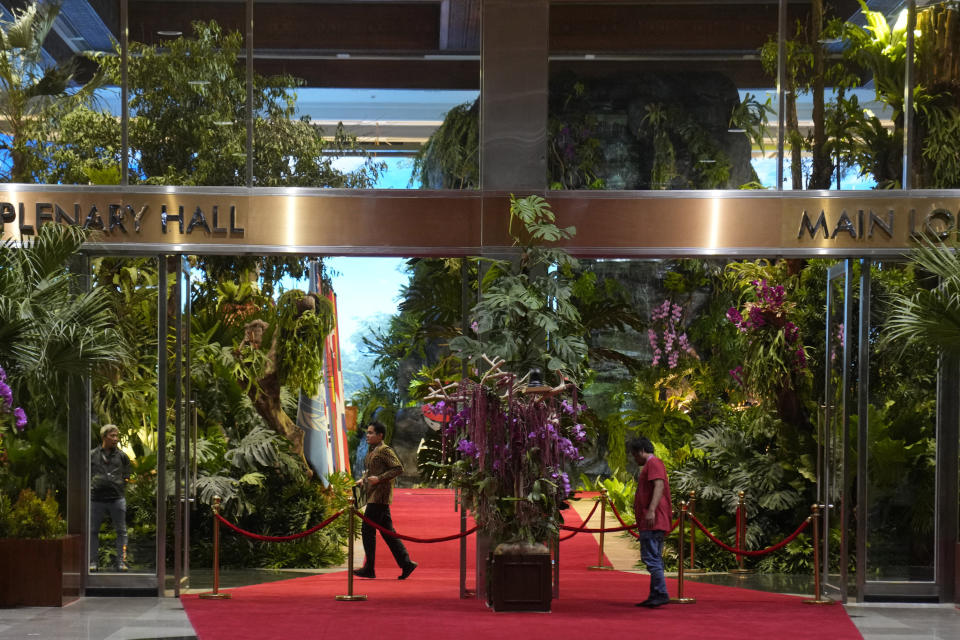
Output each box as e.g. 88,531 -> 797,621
90,424 -> 131,572
629,436 -> 673,607
352,420 -> 418,580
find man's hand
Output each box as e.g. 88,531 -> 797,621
367,475 -> 380,485
644,510 -> 656,527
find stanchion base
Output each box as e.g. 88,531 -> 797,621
729,569 -> 755,575
335,595 -> 368,601
684,568 -> 706,574
670,597 -> 697,604
198,592 -> 232,599
802,598 -> 835,605
587,565 -> 614,571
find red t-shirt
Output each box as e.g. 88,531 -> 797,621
634,455 -> 672,531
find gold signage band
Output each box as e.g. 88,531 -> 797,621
1,186 -> 958,257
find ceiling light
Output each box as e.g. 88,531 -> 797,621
727,128 -> 747,133
157,30 -> 182,37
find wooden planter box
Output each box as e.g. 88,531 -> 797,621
0,535 -> 82,607
488,551 -> 552,612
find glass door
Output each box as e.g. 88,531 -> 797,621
821,260 -> 852,602
171,255 -> 197,595
858,260 -> 939,600
86,255 -> 162,594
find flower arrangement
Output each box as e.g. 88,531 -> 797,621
725,279 -> 809,399
648,299 -> 697,369
425,360 -> 586,546
0,366 -> 27,470
0,366 -> 27,434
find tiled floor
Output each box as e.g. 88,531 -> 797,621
0,596 -> 195,640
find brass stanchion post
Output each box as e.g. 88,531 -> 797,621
803,504 -> 834,605
670,501 -> 696,604
588,490 -> 613,570
729,490 -> 754,575
686,490 -> 704,574
336,498 -> 367,601
199,496 -> 231,599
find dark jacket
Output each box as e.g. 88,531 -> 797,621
91,446 -> 131,502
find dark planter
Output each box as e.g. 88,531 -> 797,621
0,535 -> 82,607
488,543 -> 552,612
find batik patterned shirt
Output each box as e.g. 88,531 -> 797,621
363,443 -> 403,504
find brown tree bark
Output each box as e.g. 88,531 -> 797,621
240,322 -> 312,474
809,0 -> 834,190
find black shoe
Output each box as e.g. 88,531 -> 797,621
639,597 -> 670,608
398,562 -> 418,580
635,598 -> 653,607
353,568 -> 376,579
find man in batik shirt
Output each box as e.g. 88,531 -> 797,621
353,420 -> 418,580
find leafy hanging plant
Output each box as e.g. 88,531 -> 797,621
275,290 -> 335,395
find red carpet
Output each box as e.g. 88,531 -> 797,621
182,488 -> 862,640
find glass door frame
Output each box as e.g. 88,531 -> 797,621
831,259 -> 948,601
822,260 -> 852,602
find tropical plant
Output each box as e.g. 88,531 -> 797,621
412,101 -> 479,189
723,263 -> 813,429
670,404 -> 811,568
837,1 -> 960,188
0,224 -> 124,497
0,0 -> 105,183
45,19 -> 382,188
548,80 -> 605,189
886,239 -> 960,354
450,195 -> 588,385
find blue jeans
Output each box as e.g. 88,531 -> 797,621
639,529 -> 668,600
90,498 -> 127,567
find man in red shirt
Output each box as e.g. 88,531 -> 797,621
630,436 -> 672,607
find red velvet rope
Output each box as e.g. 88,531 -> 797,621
688,513 -> 811,557
607,501 -> 680,538
607,500 -> 640,539
559,498 -> 601,541
214,510 -> 345,542
358,512 -> 478,543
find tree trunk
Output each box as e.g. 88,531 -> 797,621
244,335 -> 312,474
809,0 -> 834,190
787,84 -> 803,189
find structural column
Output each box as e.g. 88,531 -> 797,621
480,0 -> 549,191
475,0 -> 550,600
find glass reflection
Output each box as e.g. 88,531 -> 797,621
256,1 -> 480,189
911,3 -> 960,188
90,256 -> 160,574
865,261 -> 936,581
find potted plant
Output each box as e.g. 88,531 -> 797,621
427,359 -> 586,611
0,366 -> 80,607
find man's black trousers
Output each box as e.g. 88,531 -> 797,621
361,502 -> 412,570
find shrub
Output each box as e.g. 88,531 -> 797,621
2,489 -> 66,539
